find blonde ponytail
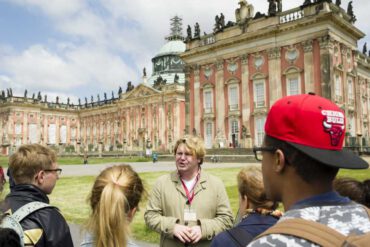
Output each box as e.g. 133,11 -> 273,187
86,164 -> 144,247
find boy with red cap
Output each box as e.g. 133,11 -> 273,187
248,93 -> 370,246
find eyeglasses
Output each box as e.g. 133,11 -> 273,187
44,168 -> 62,175
252,146 -> 277,161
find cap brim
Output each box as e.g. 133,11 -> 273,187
287,142 -> 369,169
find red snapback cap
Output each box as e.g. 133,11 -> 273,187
265,93 -> 368,169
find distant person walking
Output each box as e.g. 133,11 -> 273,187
80,164 -> 145,247
83,152 -> 88,165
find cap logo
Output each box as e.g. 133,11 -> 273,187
322,110 -> 345,146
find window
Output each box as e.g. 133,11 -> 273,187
204,90 -> 213,113
60,125 -> 67,144
228,85 -> 238,110
287,76 -> 299,96
231,120 -> 238,134
335,74 -> 342,97
348,78 -> 354,102
15,123 -> 22,135
230,119 -> 239,148
349,115 -> 355,137
255,117 -> 266,146
28,124 -> 38,143
254,80 -> 265,108
205,122 -> 213,149
48,124 -> 56,144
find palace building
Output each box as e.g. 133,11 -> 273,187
181,0 -> 370,150
0,17 -> 186,155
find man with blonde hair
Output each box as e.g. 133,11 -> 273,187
3,144 -> 73,247
145,135 -> 233,247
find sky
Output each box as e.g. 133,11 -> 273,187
0,0 -> 369,104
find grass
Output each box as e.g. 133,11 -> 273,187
1,165 -> 369,243
0,156 -> 150,167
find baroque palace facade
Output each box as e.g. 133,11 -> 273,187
181,0 -> 370,149
0,17 -> 186,155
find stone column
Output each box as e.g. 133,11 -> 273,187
184,65 -> 191,135
268,47 -> 282,106
240,54 -> 252,148
159,100 -> 165,148
173,101 -> 181,142
193,65 -> 201,136
302,40 -> 314,93
215,59 -> 227,146
319,35 -> 335,99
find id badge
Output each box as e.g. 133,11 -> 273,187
184,208 -> 197,222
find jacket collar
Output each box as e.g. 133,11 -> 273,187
170,170 -> 207,198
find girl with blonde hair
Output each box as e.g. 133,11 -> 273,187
81,164 -> 144,247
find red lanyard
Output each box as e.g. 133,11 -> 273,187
180,172 -> 200,205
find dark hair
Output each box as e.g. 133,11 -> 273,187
333,177 -> 370,208
265,135 -> 339,184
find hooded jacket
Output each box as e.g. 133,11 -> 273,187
3,184 -> 73,247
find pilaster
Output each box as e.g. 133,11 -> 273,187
302,40 -> 314,93
268,47 -> 282,106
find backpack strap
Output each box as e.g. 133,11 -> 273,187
256,218 -> 345,246
12,201 -> 53,222
226,228 -> 255,247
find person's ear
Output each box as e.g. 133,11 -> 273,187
127,207 -> 137,222
243,195 -> 250,209
274,149 -> 286,173
34,170 -> 45,185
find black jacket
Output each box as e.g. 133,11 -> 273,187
4,184 -> 74,247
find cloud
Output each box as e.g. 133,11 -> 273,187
0,0 -> 369,100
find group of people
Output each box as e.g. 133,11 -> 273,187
0,93 -> 369,247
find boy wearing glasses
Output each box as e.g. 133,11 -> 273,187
3,144 -> 73,247
248,93 -> 370,246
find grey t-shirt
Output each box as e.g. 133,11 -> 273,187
248,203 -> 370,246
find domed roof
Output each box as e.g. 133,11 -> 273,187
154,40 -> 186,57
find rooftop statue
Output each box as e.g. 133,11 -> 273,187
347,1 -> 356,23
104,92 -> 107,100
303,0 -> 311,6
186,25 -> 192,41
67,97 -> 70,105
143,67 -> 147,77
97,94 -> 100,102
78,98 -> 81,106
268,0 -> 277,16
37,91 -> 42,100
91,95 -> 94,103
194,22 -> 200,39
118,86 -> 122,95
24,89 -> 27,98
174,74 -> 179,83
111,91 -> 114,99
44,95 -> 47,102
214,15 -> 220,33
126,81 -> 134,92
32,93 -> 35,99
56,96 -> 59,104
363,43 -> 367,55
335,0 -> 341,7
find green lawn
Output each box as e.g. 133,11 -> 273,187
1,165 -> 369,243
49,168 -> 370,243
0,156 -> 150,167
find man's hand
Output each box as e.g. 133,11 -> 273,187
189,225 -> 202,243
173,224 -> 192,243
